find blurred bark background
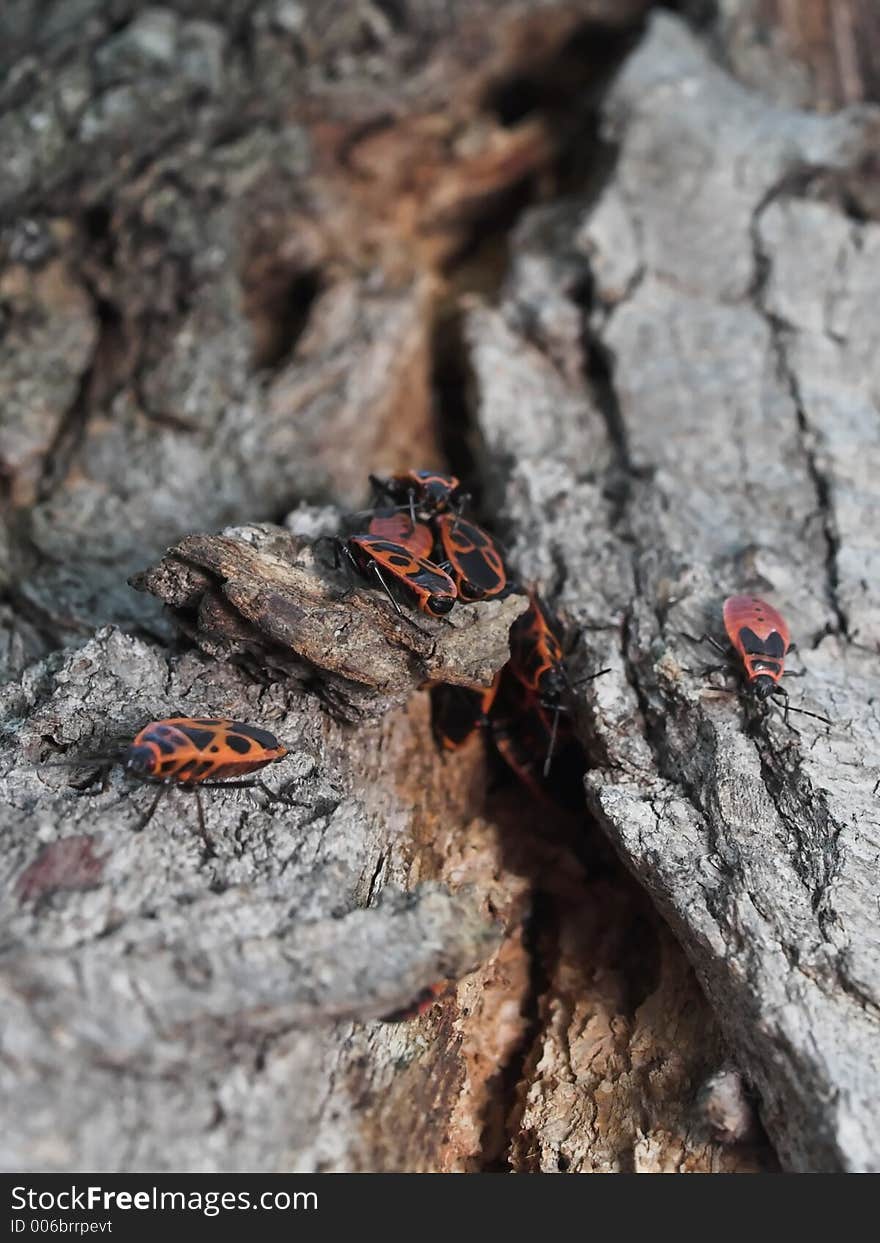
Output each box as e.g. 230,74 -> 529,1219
1,1 -> 878,1173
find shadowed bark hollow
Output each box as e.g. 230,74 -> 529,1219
1,1 -> 878,1173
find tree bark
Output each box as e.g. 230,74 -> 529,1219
467,12 -> 880,1171
2,1 -> 878,1173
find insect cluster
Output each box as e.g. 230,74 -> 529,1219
337,470 -> 511,618
335,471 -> 829,799
41,466 -> 832,1035
47,472 -> 827,919
339,470 -> 592,800
432,590 -> 601,802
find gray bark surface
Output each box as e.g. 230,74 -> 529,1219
1,1 -> 877,1173
470,14 -> 880,1172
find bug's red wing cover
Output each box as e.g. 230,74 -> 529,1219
131,718 -> 286,783
437,515 -> 508,601
367,512 -> 434,560
722,596 -> 791,654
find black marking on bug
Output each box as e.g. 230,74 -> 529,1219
456,547 -> 503,592
751,659 -> 782,675
233,723 -> 280,749
739,627 -> 785,657
174,725 -> 216,750
150,733 -> 179,756
226,733 -> 254,755
410,565 -> 443,588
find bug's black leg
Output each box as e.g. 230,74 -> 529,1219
696,676 -> 740,696
786,641 -> 798,653
197,779 -> 260,790
134,783 -> 167,832
778,693 -> 800,734
314,535 -> 349,576
782,669 -> 806,678
543,706 -> 561,778
329,539 -> 363,600
369,562 -> 405,617
194,786 -> 210,847
44,758 -> 115,794
700,663 -> 730,678
76,764 -> 113,795
407,489 -> 417,525
681,631 -> 730,656
197,779 -> 307,806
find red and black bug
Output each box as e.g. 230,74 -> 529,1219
380,981 -> 449,1023
685,595 -> 829,728
434,513 -> 510,603
508,593 -> 566,700
723,595 -> 791,698
368,470 -> 465,521
487,665 -> 588,810
123,717 -> 286,784
49,717 -> 289,837
367,508 -> 434,561
487,666 -> 572,801
508,592 -> 608,775
339,535 -> 457,618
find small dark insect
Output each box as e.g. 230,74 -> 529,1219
380,981 -> 449,1023
49,717 -> 289,836
367,508 -> 434,561
508,592 -> 609,775
369,470 -> 465,521
508,593 -> 566,699
339,535 -> 457,618
684,595 -> 830,728
434,513 -> 510,603
489,667 -> 566,800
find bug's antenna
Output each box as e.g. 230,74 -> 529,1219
782,703 -> 832,726
572,668 -> 612,688
194,786 -> 212,850
343,503 -> 415,521
42,753 -> 118,770
543,706 -> 560,778
773,683 -> 832,726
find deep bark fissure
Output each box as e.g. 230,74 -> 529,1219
36,283 -> 121,503
749,191 -> 849,641
477,888 -> 555,1171
422,25 -> 656,1172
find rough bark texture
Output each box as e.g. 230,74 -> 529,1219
1,1 -> 878,1174
468,13 -> 880,1172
